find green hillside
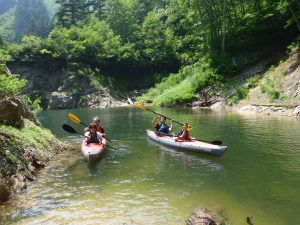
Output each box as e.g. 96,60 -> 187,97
42,0 -> 59,18
0,5 -> 16,42
0,0 -> 58,42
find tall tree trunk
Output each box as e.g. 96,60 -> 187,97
289,4 -> 300,33
230,0 -> 239,26
254,0 -> 261,12
204,1 -> 220,48
222,0 -> 226,52
238,0 -> 245,16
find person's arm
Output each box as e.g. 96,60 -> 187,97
84,127 -> 89,132
152,113 -> 158,127
97,132 -> 103,143
179,130 -> 186,139
169,119 -> 174,132
100,127 -> 106,137
187,131 -> 191,140
84,132 -> 90,141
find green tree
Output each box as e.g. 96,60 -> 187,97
55,0 -> 86,28
104,0 -> 142,43
13,0 -> 52,42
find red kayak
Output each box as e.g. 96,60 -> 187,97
81,138 -> 106,163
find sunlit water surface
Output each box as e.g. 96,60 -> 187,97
1,107 -> 300,225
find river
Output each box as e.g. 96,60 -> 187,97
0,107 -> 300,224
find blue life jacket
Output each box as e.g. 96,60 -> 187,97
158,123 -> 169,134
87,132 -> 99,143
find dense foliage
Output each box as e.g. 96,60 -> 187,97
1,0 -> 300,105
0,48 -> 42,113
0,0 -> 56,42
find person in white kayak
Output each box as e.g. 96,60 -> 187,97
152,112 -> 174,135
175,122 -> 192,141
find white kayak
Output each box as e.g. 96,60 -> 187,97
147,130 -> 227,157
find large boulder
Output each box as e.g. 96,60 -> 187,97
0,97 -> 41,127
186,210 -> 222,225
49,92 -> 76,109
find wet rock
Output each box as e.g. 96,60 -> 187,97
186,214 -> 218,225
0,97 -> 42,127
292,106 -> 300,116
247,216 -> 253,225
186,210 -> 222,225
49,92 -> 75,109
210,100 -> 226,109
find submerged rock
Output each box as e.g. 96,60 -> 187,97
186,210 -> 222,225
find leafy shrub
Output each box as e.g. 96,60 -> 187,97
0,74 -> 27,97
236,85 -> 249,99
287,37 -> 300,53
259,76 -> 282,102
226,85 -> 249,106
247,74 -> 261,88
138,60 -> 222,106
227,95 -> 239,106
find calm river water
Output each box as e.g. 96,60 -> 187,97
0,107 -> 300,225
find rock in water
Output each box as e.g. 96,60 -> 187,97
186,213 -> 218,225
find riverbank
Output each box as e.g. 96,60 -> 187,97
0,96 -> 68,201
0,119 -> 68,201
193,47 -> 300,119
6,46 -> 300,119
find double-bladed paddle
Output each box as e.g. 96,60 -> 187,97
62,124 -> 117,150
134,102 -> 222,145
68,113 -> 111,142
134,102 -> 193,130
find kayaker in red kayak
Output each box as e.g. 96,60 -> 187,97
84,116 -> 106,137
175,122 -> 191,141
152,112 -> 174,135
85,123 -> 103,144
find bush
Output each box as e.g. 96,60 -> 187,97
247,74 -> 261,88
138,60 -> 222,106
259,75 -> 282,102
227,95 -> 239,106
236,85 -> 249,99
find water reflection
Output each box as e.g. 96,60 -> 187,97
1,108 -> 300,225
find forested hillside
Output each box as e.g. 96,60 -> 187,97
0,0 -> 57,42
1,0 -> 300,107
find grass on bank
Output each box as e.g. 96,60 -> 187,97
0,119 -> 66,177
138,61 -> 223,106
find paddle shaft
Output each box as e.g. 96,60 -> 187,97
62,124 -> 117,150
68,113 -> 111,142
80,133 -> 117,150
147,108 -> 181,126
79,133 -> 117,150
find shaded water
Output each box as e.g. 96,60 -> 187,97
1,107 -> 300,224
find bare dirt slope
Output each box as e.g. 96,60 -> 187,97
214,47 -> 300,117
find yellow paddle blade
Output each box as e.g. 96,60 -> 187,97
134,102 -> 147,110
187,125 -> 193,130
69,113 -> 81,124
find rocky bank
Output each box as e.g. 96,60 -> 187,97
6,47 -> 300,118
6,61 -> 135,110
195,47 -> 300,118
0,96 -> 68,201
